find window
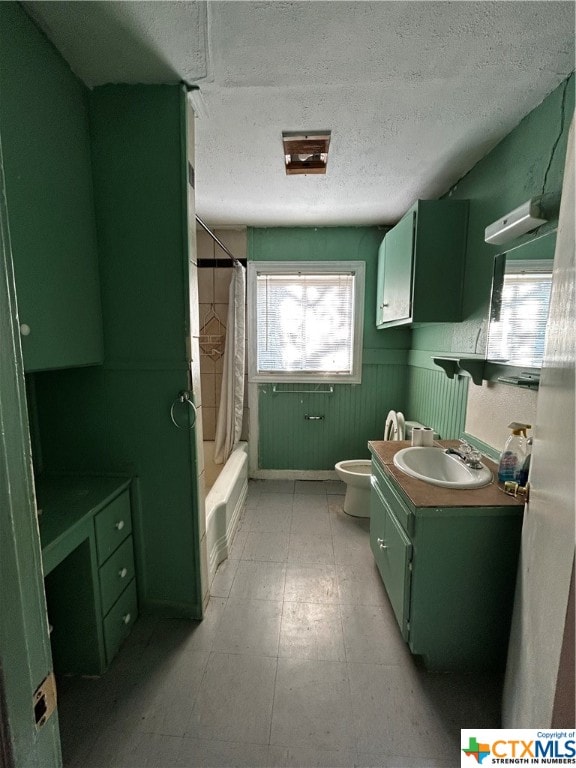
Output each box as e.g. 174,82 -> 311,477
248,261 -> 365,383
487,259 -> 553,368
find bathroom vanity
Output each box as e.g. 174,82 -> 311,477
38,475 -> 137,675
368,440 -> 524,671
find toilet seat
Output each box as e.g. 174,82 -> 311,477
384,410 -> 405,441
335,409 -> 406,518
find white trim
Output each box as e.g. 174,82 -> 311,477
247,260 -> 365,384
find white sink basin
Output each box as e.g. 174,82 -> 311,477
393,447 -> 492,489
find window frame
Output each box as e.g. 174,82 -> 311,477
247,260 -> 365,384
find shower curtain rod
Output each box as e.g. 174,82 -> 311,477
195,215 -> 240,266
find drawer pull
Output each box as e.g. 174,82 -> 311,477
118,567 -> 128,579
122,613 -> 131,625
377,537 -> 388,550
115,520 -> 125,531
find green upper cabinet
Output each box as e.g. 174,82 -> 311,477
376,199 -> 468,329
0,3 -> 103,372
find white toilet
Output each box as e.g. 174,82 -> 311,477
335,410 -> 409,518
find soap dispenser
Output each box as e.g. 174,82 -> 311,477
498,422 -> 531,483
517,437 -> 533,486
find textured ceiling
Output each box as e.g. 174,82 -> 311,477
24,1 -> 575,227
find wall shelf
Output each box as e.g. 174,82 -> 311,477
488,366 -> 540,389
433,356 -> 541,389
432,356 -> 486,386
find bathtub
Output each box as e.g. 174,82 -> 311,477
204,441 -> 248,583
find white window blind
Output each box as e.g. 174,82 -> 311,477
487,260 -> 553,368
248,261 -> 365,383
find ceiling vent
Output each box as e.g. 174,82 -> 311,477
282,132 -> 331,175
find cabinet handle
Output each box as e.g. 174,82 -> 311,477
122,613 -> 131,625
377,537 -> 388,550
380,303 -> 389,308
115,520 -> 125,531
118,567 -> 128,579
20,323 -> 31,336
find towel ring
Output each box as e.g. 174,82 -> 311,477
170,391 -> 197,429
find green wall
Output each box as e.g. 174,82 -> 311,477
249,227 -> 410,469
413,74 -> 574,356
250,75 -> 575,459
35,86 -> 202,617
405,74 -> 574,439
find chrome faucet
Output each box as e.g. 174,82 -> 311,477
444,442 -> 484,470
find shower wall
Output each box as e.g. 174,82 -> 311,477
196,227 -> 248,441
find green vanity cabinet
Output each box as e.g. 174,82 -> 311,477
376,199 -> 468,328
38,476 -> 137,675
369,441 -> 524,670
370,471 -> 412,639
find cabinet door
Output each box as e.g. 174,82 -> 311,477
0,4 -> 103,372
377,211 -> 415,325
370,479 -> 412,639
375,236 -> 387,326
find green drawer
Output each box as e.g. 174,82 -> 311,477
103,579 -> 138,664
371,459 -> 413,536
99,536 -> 135,616
94,491 -> 132,565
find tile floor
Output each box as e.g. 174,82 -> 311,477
58,479 -> 502,768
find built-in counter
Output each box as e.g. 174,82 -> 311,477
369,439 -> 522,508
37,476 -> 137,675
368,440 -> 524,671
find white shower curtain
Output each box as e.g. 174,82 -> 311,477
214,262 -> 246,464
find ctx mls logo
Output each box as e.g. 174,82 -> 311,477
462,736 -> 491,764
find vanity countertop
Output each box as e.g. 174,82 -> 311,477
36,474 -> 131,574
368,440 -> 524,509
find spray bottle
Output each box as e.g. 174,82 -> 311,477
498,422 -> 531,484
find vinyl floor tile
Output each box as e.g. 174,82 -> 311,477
341,603 -> 409,665
58,479 -> 502,768
348,662 -> 456,759
229,560 -> 287,600
337,562 -> 389,606
291,502 -> 331,536
187,652 -> 277,745
256,479 -> 295,494
248,503 -> 293,533
143,600 -> 227,657
283,563 -> 340,604
294,480 -> 328,495
276,745 -> 358,767
212,597 -> 282,656
209,557 -> 240,597
279,602 -> 346,661
241,530 -> 290,562
271,658 -> 355,752
256,492 -> 295,511
176,737 -> 272,767
288,532 -> 335,564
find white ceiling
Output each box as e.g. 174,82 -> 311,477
25,1 -> 575,227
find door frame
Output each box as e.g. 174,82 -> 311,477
0,135 -> 61,765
